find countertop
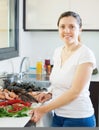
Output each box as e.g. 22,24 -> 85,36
25,73 -> 99,83
0,74 -> 98,128
91,73 -> 99,82
0,117 -> 31,127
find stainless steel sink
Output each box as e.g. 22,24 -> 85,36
22,74 -> 51,88
5,73 -> 51,89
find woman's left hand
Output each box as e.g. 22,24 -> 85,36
35,92 -> 52,103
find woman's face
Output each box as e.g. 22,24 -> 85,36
58,16 -> 82,45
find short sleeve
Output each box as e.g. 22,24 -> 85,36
78,48 -> 96,69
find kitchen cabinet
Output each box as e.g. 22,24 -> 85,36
89,81 -> 99,127
70,0 -> 99,30
23,0 -> 99,31
23,0 -> 69,30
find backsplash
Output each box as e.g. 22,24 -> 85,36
0,57 -> 21,75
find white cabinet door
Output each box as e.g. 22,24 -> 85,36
70,0 -> 99,30
24,0 -> 99,30
24,0 -> 70,30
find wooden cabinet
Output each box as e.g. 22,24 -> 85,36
89,81 -> 99,127
23,0 -> 99,31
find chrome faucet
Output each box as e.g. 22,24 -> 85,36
19,57 -> 29,80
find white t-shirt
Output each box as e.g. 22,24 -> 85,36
49,44 -> 96,118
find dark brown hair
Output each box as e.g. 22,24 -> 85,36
57,11 -> 82,28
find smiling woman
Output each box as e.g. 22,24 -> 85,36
0,0 -> 19,60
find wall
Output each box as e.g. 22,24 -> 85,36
0,0 -> 99,75
18,0 -> 99,69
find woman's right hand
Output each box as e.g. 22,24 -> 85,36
30,106 -> 46,123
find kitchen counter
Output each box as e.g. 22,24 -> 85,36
23,73 -> 99,84
0,117 -> 31,127
91,73 -> 99,82
0,73 -> 98,128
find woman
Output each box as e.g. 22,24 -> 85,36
31,11 -> 96,127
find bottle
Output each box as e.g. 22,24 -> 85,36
47,65 -> 51,75
45,59 -> 50,66
44,59 -> 50,75
36,61 -> 42,75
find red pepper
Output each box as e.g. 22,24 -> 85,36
7,99 -> 24,105
21,101 -> 32,107
0,99 -> 32,107
0,101 -> 7,106
7,99 -> 32,107
8,105 -> 24,113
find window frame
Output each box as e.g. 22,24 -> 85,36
0,0 -> 19,60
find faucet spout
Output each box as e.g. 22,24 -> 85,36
19,57 -> 29,80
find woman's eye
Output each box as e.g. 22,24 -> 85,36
69,25 -> 75,29
59,25 -> 65,29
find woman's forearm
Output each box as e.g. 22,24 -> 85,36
41,88 -> 79,113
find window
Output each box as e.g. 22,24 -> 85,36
0,0 -> 19,60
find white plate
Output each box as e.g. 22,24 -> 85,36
0,117 -> 31,127
0,103 -> 41,127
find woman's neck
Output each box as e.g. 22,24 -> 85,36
64,42 -> 82,52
